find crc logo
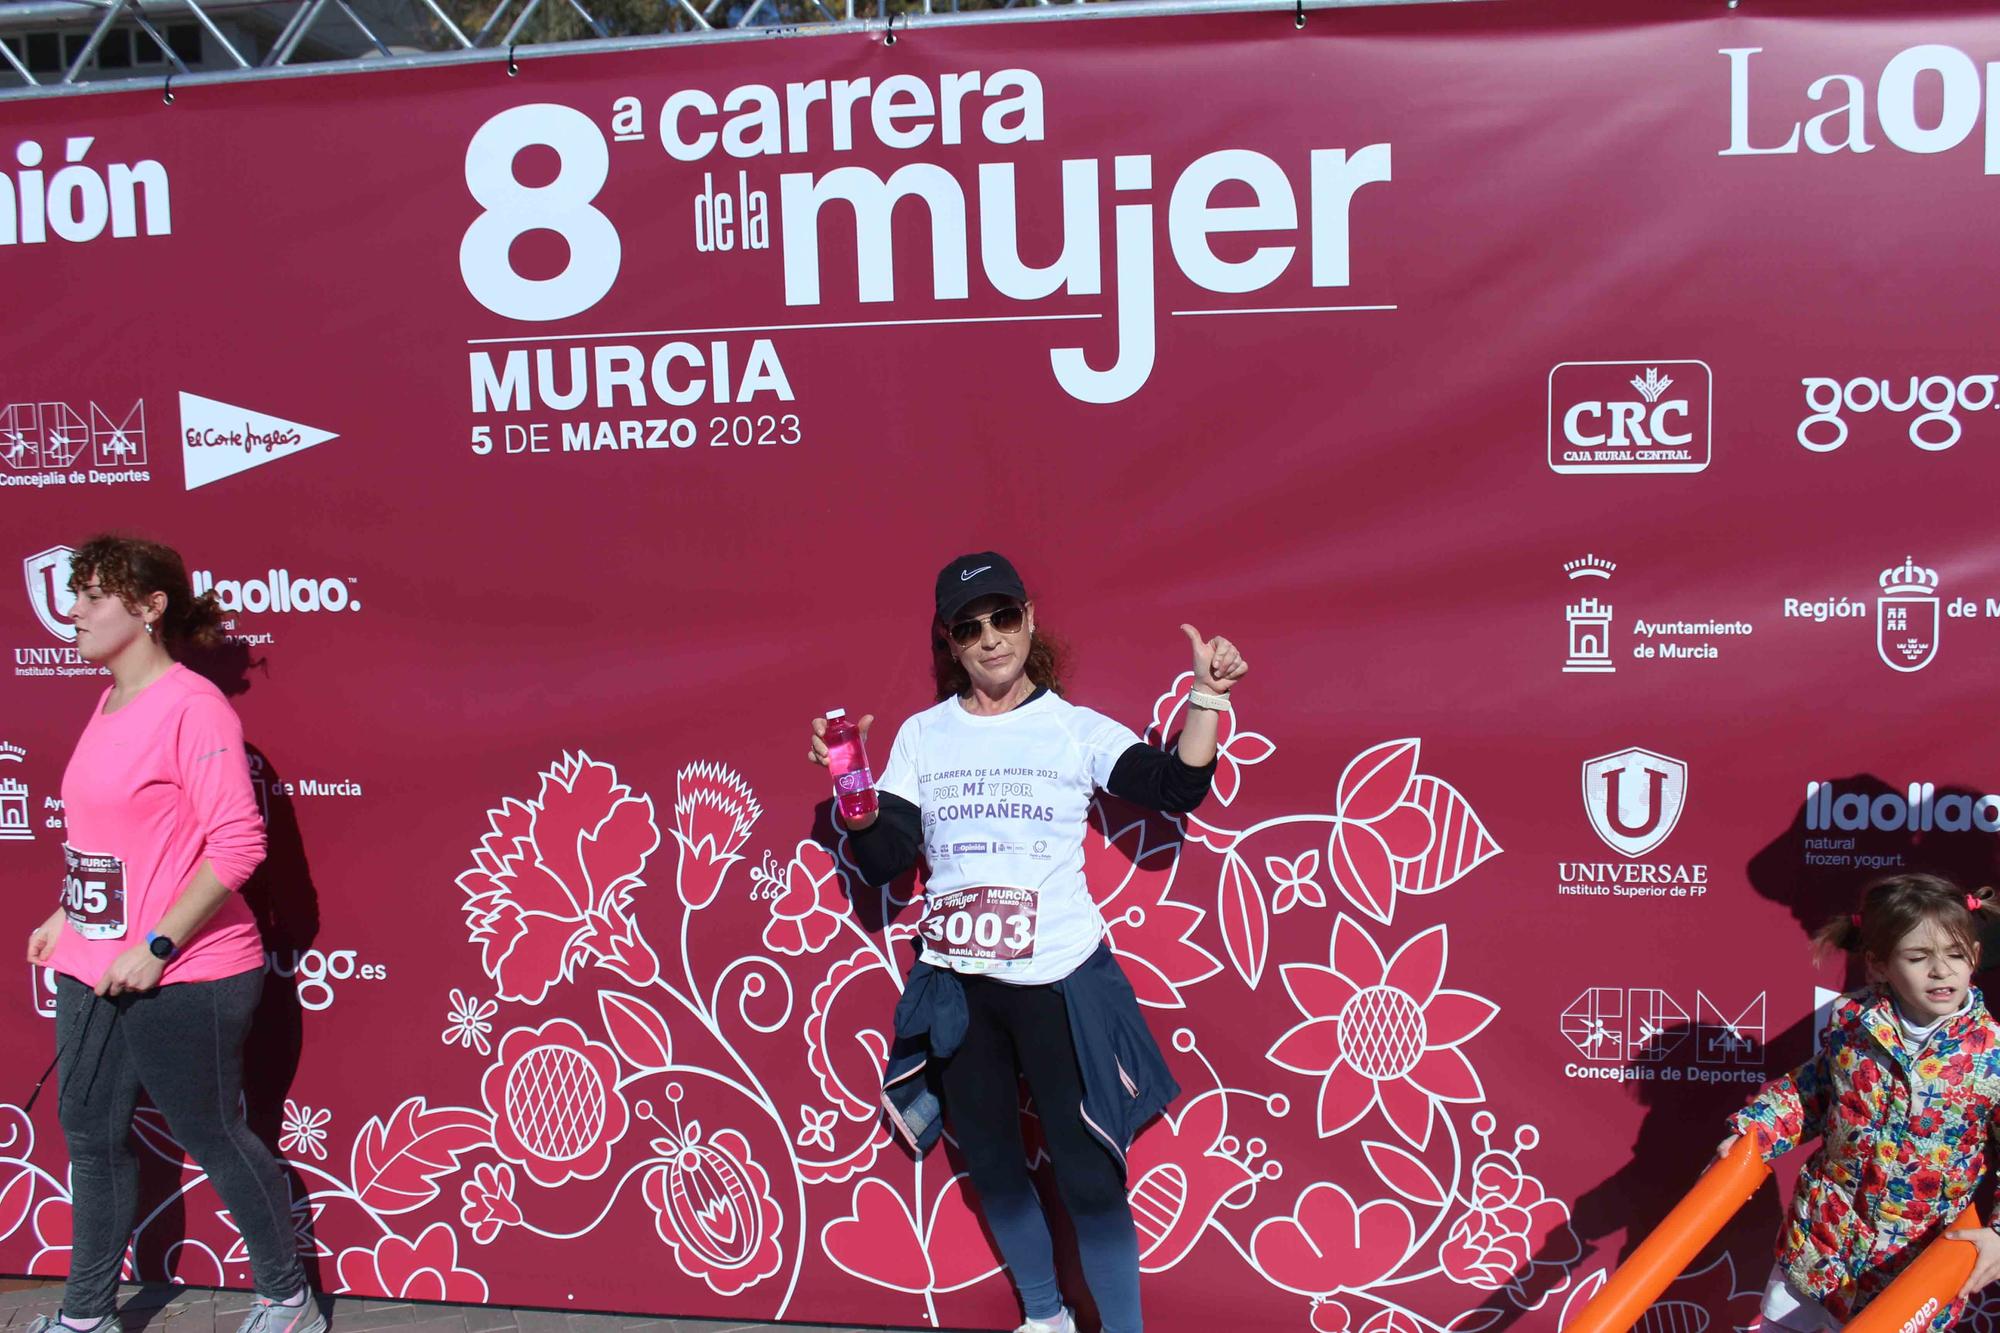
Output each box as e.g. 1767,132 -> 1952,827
1548,361 -> 1712,474
1582,747 -> 1688,858
1799,375 -> 1998,453
24,546 -> 77,642
266,948 -> 386,1011
0,400 -> 146,472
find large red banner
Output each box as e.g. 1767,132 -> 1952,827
6,2 -> 2000,1329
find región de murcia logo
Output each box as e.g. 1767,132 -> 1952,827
1781,556 -> 2000,675
1876,556 -> 1940,672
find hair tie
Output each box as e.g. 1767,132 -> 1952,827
1969,893 -> 1983,912
1850,912 -> 1862,929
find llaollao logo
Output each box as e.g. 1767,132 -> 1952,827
192,568 -> 361,615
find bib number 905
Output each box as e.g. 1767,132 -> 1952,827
60,845 -> 128,940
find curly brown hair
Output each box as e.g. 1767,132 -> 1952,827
930,617 -> 1069,702
66,535 -> 225,655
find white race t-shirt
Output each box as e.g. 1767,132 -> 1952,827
878,691 -> 1139,985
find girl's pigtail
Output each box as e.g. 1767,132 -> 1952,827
1811,913 -> 1864,966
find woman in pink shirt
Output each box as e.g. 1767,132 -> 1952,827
23,536 -> 323,1333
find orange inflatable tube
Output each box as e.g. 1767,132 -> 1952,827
1844,1204 -> 1981,1333
1564,1136 -> 1771,1333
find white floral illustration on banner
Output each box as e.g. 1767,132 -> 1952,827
443,988 -> 498,1055
0,683 -> 1641,1333
279,1101 -> 332,1161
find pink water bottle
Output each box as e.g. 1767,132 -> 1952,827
825,709 -> 878,823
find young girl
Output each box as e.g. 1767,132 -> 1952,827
1721,873 -> 2000,1330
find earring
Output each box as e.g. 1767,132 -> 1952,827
144,621 -> 155,637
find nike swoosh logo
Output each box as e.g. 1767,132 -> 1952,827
960,566 -> 992,581
194,747 -> 231,761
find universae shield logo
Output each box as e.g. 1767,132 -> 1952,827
1582,746 -> 1687,858
23,545 -> 77,642
1876,556 -> 1940,673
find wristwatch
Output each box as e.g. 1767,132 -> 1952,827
145,931 -> 177,961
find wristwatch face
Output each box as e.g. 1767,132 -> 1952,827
148,935 -> 175,960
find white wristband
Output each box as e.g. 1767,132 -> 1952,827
1188,688 -> 1232,712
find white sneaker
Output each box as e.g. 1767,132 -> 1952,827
1015,1309 -> 1076,1333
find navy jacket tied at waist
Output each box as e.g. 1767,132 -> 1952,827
879,942 -> 1180,1179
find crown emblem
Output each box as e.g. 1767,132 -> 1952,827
1879,556 -> 1940,596
0,742 -> 23,761
1629,368 -> 1674,403
1563,554 -> 1616,580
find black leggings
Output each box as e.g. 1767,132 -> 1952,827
54,969 -> 304,1317
941,974 -> 1143,1333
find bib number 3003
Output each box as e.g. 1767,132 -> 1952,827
920,886 -> 1037,969
60,845 -> 128,940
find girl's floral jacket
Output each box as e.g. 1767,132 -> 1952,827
1729,985 -> 2000,1327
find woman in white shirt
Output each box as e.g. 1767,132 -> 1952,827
809,551 -> 1246,1333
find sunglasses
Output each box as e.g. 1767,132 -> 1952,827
945,604 -> 1027,647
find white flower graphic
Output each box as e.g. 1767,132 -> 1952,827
278,1100 -> 331,1161
795,1105 -> 839,1153
442,987 -> 498,1055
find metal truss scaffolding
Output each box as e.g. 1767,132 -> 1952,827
0,0 -> 1474,101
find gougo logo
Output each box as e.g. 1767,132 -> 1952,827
266,947 -> 386,1011
1797,374 -> 1998,452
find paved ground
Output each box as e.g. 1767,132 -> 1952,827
0,1281 -> 906,1333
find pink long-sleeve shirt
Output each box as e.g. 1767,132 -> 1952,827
51,664 -> 268,988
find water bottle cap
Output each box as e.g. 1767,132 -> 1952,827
825,708 -> 846,720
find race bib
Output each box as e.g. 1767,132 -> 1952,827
919,885 -> 1038,974
60,844 -> 129,941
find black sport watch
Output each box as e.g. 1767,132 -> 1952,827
145,931 -> 177,961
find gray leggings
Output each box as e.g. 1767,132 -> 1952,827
54,969 -> 304,1317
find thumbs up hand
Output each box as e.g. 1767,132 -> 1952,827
1181,624 -> 1247,696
